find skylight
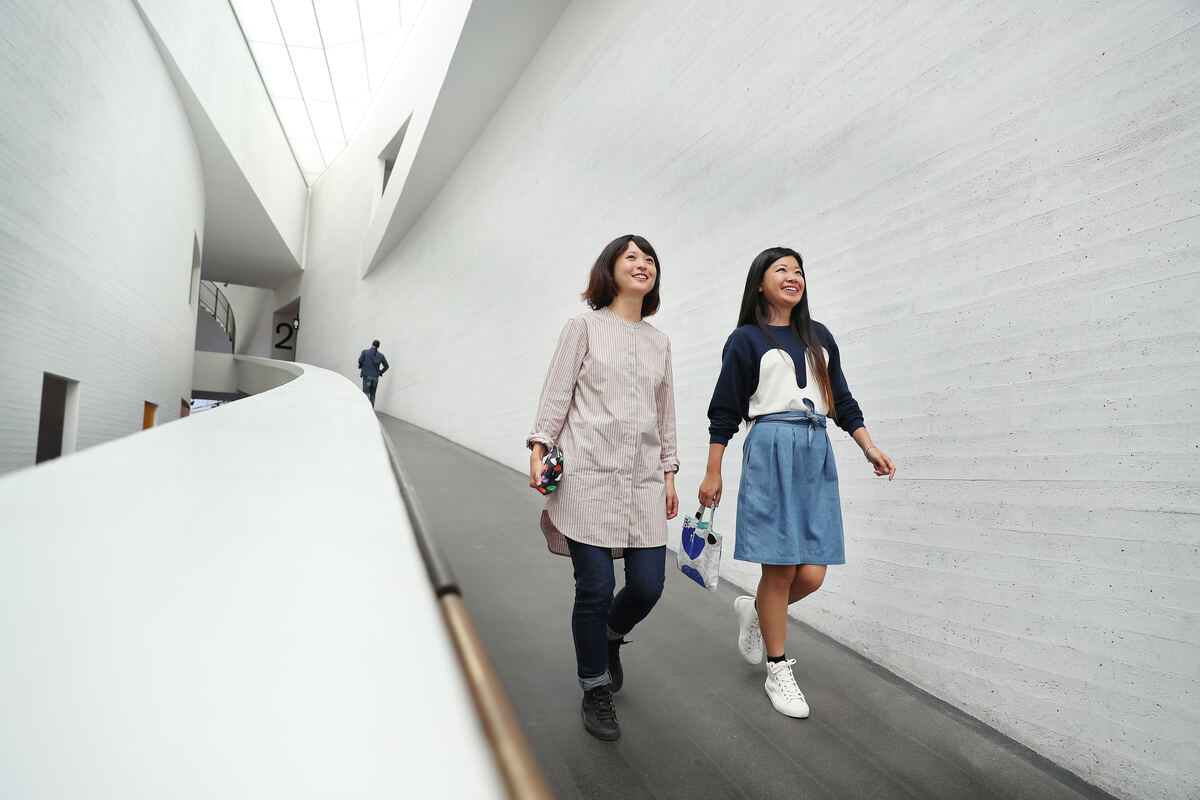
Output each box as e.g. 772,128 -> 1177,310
229,0 -> 425,185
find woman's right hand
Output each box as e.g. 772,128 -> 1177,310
698,471 -> 722,508
529,443 -> 548,489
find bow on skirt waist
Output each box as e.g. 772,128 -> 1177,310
753,410 -> 828,446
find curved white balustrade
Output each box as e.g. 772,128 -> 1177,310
0,357 -> 503,798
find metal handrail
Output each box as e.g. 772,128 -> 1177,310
198,280 -> 237,350
378,422 -> 553,800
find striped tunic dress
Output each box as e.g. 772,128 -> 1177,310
527,307 -> 679,555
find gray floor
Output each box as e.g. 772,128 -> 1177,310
379,415 -> 1115,800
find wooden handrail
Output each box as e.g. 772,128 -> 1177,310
378,421 -> 553,799
440,595 -> 554,799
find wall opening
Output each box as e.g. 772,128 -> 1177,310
379,115 -> 412,197
381,158 -> 396,195
188,234 -> 201,306
36,373 -> 79,464
143,401 -> 158,430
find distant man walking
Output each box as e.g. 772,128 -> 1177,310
358,339 -> 389,406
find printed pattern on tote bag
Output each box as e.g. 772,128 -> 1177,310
677,506 -> 721,591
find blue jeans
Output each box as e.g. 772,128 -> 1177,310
361,376 -> 379,406
566,539 -> 666,688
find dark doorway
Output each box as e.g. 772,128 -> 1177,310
36,373 -> 69,463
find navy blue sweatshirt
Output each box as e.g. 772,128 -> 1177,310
707,322 -> 864,445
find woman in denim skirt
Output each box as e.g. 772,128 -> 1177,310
699,246 -> 895,718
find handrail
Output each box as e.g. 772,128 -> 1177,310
378,422 -> 553,800
198,279 -> 237,350
440,595 -> 554,800
379,425 -> 459,596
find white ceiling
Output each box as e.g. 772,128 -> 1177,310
229,0 -> 426,185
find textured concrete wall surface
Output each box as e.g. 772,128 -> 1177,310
0,0 -> 205,474
296,1 -> 1200,797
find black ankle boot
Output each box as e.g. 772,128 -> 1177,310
607,638 -> 628,693
581,685 -> 619,741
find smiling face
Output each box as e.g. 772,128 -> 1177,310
758,254 -> 805,322
612,240 -> 657,298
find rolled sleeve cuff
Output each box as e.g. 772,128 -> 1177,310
526,432 -> 552,450
708,431 -> 732,446
660,456 -> 680,473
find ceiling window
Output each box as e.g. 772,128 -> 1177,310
229,0 -> 426,185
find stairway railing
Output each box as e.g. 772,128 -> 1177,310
198,280 -> 236,350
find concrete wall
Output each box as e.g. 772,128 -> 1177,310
192,351 -> 239,394
195,310 -> 233,354
130,0 -> 307,292
133,0 -> 307,263
0,358 -> 504,798
0,0 -> 205,474
294,0 -> 475,378
295,1 -> 1200,797
220,283 -> 282,358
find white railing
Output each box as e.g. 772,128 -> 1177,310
0,358 -> 513,798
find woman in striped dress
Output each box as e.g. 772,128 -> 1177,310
527,234 -> 680,742
700,246 -> 896,719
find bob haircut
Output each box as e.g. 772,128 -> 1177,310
736,246 -> 835,418
581,234 -> 661,317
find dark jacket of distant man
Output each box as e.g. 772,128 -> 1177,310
358,343 -> 389,378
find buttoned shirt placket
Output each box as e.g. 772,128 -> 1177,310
621,319 -> 638,546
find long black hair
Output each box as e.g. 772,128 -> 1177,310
736,246 -> 835,417
581,234 -> 661,317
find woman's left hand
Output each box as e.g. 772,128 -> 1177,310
866,447 -> 896,481
664,472 -> 679,519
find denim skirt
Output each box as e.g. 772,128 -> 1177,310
734,410 -> 846,566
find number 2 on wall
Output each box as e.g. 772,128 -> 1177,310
275,322 -> 294,350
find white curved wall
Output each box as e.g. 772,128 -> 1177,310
132,0 -> 308,270
0,358 -> 504,798
296,1 -> 1200,797
0,0 -> 205,474
219,283 -> 283,357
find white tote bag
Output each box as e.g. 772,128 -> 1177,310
676,505 -> 722,591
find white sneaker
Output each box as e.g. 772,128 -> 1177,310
734,595 -> 763,664
765,658 -> 810,718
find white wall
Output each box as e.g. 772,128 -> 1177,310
294,0 -> 475,370
0,0 -> 205,474
219,283 -> 281,358
295,1 -> 1200,797
133,0 -> 308,264
195,309 -> 233,353
0,358 -> 504,799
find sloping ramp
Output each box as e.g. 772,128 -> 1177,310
378,414 -> 1113,800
